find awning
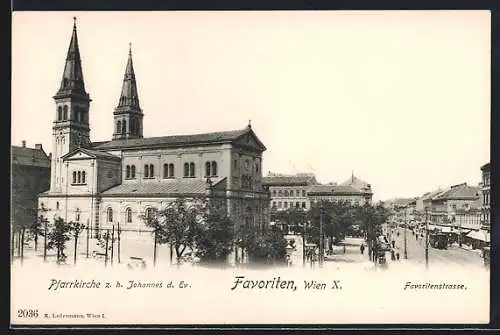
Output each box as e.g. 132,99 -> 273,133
436,226 -> 452,233
466,230 -> 490,242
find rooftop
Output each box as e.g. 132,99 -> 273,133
263,174 -> 317,186
100,177 -> 225,197
433,183 -> 480,201
11,144 -> 50,168
307,184 -> 363,195
92,126 -> 265,151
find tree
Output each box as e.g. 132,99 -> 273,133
195,207 -> 234,264
29,208 -> 46,252
240,224 -> 288,265
143,197 -> 206,265
47,218 -> 72,263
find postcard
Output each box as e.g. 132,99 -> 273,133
11,10 -> 490,326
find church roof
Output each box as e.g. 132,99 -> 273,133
54,18 -> 89,99
100,177 -> 226,197
262,174 -> 316,186
11,145 -> 51,168
92,125 -> 266,151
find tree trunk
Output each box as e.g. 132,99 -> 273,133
74,235 -> 78,265
34,234 -> 38,252
153,231 -> 157,267
20,228 -> 25,264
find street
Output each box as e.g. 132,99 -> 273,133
388,226 -> 485,268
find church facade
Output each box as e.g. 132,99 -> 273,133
38,20 -> 270,236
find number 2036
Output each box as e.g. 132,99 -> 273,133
17,309 -> 38,318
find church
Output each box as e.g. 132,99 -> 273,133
38,19 -> 270,236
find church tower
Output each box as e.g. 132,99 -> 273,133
50,18 -> 91,192
113,44 -> 144,140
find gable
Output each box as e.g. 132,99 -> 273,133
63,150 -> 95,161
232,131 -> 266,152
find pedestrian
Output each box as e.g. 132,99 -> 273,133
391,240 -> 395,248
391,249 -> 395,261
360,244 -> 365,254
343,245 -> 346,253
396,252 -> 400,261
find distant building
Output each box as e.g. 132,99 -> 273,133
340,173 -> 373,203
307,184 -> 369,206
262,172 -> 317,211
430,182 -> 481,230
11,141 -> 51,228
480,162 -> 490,230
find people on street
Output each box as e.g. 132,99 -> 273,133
391,240 -> 395,248
343,245 -> 346,253
396,252 -> 400,260
391,249 -> 395,261
360,244 -> 365,254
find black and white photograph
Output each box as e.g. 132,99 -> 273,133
11,10 -> 490,325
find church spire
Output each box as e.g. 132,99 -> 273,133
113,43 -> 143,140
117,43 -> 140,108
55,17 -> 88,98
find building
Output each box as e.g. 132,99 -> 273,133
307,184 -> 370,206
262,172 -> 317,212
429,182 -> 481,230
11,141 -> 51,229
480,162 -> 490,231
37,20 -> 269,236
340,173 -> 373,203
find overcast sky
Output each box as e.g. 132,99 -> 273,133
12,11 -> 490,201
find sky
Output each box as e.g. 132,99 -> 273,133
11,11 -> 490,201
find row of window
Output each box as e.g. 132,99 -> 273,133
272,201 -> 307,209
106,207 -> 154,223
116,118 -> 140,135
271,189 -> 307,198
57,105 -> 86,122
72,170 -> 86,185
124,161 -> 218,180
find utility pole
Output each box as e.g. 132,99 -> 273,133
404,208 -> 408,259
425,208 -> 429,269
320,206 -> 325,268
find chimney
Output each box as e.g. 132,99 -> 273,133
22,140 -> 26,148
35,144 -> 43,151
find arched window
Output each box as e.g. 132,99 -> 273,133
163,164 -> 168,178
284,202 -> 288,208
205,162 -> 211,177
189,163 -> 195,177
107,207 -> 113,222
72,171 -> 77,184
126,208 -> 132,223
77,171 -> 81,184
144,164 -> 149,178
149,164 -> 154,177
79,110 -> 85,122
63,106 -> 68,120
122,119 -> 127,134
131,165 -> 136,178
255,161 -> 259,173
126,165 -> 131,179
57,107 -> 63,121
130,119 -> 135,134
184,163 -> 189,177
278,190 -> 283,197
272,190 -> 277,197
284,190 -> 289,197
117,120 -> 121,133
169,164 -> 174,177
145,208 -> 155,219
82,171 -> 86,184
211,161 -> 217,176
